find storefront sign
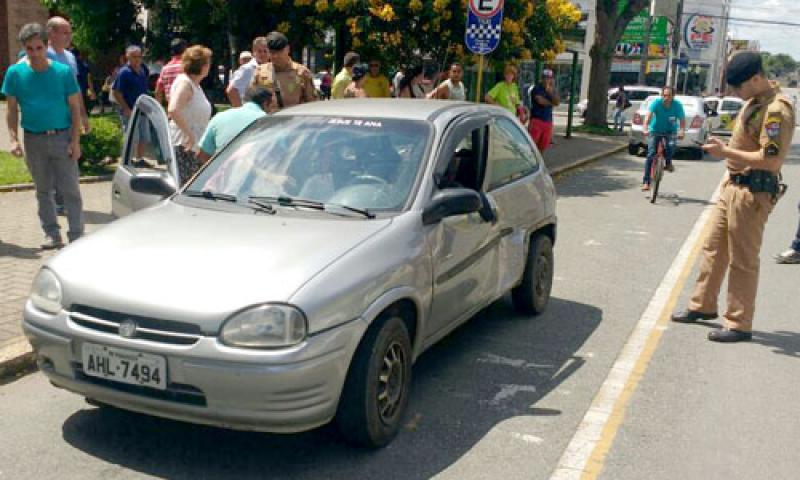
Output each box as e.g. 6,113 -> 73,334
684,14 -> 715,50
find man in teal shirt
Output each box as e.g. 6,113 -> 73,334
642,86 -> 686,191
197,86 -> 272,163
2,23 -> 84,249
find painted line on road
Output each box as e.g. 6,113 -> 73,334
549,178 -> 724,480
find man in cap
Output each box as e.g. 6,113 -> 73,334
528,69 -> 560,152
672,51 -> 795,342
155,37 -> 187,105
250,31 -> 316,111
226,36 -> 270,107
331,51 -> 360,100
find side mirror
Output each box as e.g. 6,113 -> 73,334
422,188 -> 483,225
130,174 -> 177,197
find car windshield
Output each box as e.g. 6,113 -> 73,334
186,116 -> 431,211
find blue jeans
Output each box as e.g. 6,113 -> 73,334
613,108 -> 625,131
792,201 -> 800,252
644,134 -> 674,184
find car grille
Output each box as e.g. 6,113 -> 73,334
72,362 -> 207,407
69,305 -> 204,346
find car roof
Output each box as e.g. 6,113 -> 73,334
273,99 -> 495,122
639,95 -> 703,109
611,85 -> 660,93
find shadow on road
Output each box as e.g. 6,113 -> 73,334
555,155 -> 641,198
83,210 -> 116,225
0,240 -> 41,259
752,330 -> 800,359
61,297 -> 602,480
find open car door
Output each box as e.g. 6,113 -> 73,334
111,95 -> 178,217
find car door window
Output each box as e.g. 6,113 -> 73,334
487,117 -> 540,191
721,100 -> 741,112
127,109 -> 168,173
437,127 -> 483,191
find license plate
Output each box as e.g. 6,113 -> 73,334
82,343 -> 167,390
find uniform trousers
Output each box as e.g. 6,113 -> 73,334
23,130 -> 84,240
689,181 -> 774,331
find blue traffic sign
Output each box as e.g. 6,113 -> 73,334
465,8 -> 503,55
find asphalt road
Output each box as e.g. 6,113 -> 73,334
2,135 -> 799,479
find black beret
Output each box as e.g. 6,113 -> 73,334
266,31 -> 288,51
726,51 -> 763,86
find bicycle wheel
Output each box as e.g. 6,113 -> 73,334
650,156 -> 663,203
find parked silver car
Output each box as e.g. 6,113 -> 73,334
23,97 -> 558,448
628,94 -> 712,159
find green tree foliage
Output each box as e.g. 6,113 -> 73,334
761,52 -> 799,79
42,0 -> 143,63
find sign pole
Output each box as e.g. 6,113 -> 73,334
476,55 -> 484,103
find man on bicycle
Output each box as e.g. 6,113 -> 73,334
642,86 -> 686,191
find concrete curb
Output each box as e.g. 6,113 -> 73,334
0,142 -> 627,384
0,174 -> 113,193
0,337 -> 35,383
549,143 -> 628,176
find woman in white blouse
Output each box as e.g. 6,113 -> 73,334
168,45 -> 212,184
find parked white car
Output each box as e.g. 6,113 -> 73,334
628,95 -> 712,159
704,96 -> 744,136
576,85 -> 661,125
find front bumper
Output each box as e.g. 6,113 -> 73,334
23,301 -> 367,433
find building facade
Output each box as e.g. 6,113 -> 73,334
0,0 -> 49,86
558,0 -> 733,102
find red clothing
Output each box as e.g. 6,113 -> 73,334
155,56 -> 183,102
529,118 -> 553,152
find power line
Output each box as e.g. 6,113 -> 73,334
683,13 -> 800,28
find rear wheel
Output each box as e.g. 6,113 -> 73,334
512,234 -> 554,315
627,143 -> 640,156
336,313 -> 412,448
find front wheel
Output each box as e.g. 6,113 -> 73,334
512,234 -> 554,315
336,314 -> 412,448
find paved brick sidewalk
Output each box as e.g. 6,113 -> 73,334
0,182 -> 113,348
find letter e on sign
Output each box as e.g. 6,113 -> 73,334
469,0 -> 503,18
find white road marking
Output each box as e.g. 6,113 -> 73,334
549,180 -> 722,480
489,384 -> 538,406
511,432 -> 545,444
477,353 -> 555,370
583,240 -> 603,247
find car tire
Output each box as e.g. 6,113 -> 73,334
512,234 -> 554,315
691,148 -> 704,160
627,143 -> 639,156
336,313 -> 412,448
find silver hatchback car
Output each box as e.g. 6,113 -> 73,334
23,98 -> 557,447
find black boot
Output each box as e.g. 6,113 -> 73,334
671,310 -> 718,323
708,329 -> 752,343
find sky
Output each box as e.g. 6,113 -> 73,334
729,0 -> 800,59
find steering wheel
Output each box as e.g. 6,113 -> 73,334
348,175 -> 388,187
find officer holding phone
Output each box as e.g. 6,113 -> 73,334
672,52 -> 795,342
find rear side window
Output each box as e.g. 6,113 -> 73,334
487,117 -> 540,190
629,90 -> 656,101
722,101 -> 741,112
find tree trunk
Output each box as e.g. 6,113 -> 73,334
585,0 -> 649,128
585,15 -> 615,127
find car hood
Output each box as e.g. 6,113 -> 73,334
49,201 -> 392,332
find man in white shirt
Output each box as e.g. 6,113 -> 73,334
226,37 -> 269,107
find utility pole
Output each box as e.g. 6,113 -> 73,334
638,0 -> 655,85
666,0 -> 684,87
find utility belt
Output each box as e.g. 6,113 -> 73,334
23,127 -> 70,136
729,170 -> 788,200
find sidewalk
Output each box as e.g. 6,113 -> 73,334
0,133 -> 625,379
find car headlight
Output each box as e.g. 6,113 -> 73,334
220,304 -> 307,348
30,268 -> 63,314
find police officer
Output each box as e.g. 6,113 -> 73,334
671,52 -> 795,342
250,31 -> 316,112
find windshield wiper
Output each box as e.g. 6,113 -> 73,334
184,190 -> 238,203
249,195 -> 375,219
184,190 -> 274,214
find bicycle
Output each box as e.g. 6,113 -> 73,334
646,133 -> 674,204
